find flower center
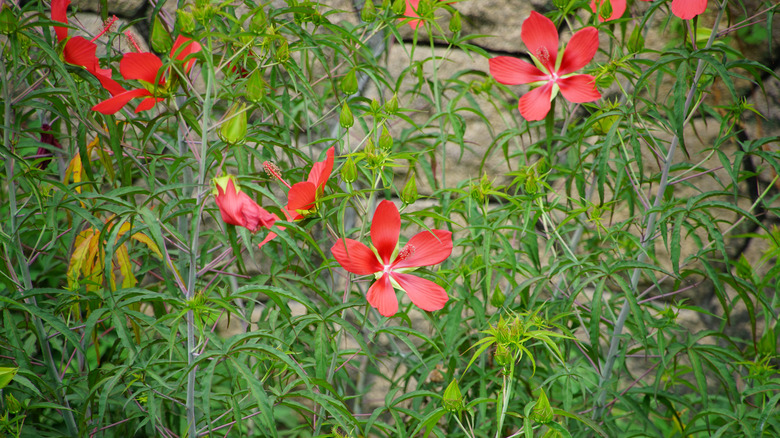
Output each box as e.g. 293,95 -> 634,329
263,161 -> 292,189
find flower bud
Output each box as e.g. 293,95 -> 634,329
0,4 -> 16,35
552,0 -> 569,9
442,379 -> 464,413
151,15 -> 173,53
531,388 -> 554,424
361,0 -> 377,22
219,103 -> 248,145
628,25 -> 645,53
449,10 -> 461,33
245,70 -> 267,103
341,155 -> 358,183
275,39 -> 289,63
490,287 -> 506,307
177,10 -> 196,34
401,173 -> 418,204
392,0 -> 406,15
370,99 -> 381,114
378,126 -> 392,151
341,68 -> 358,95
384,93 -> 399,114
339,102 -> 354,129
598,0 -> 613,21
5,393 -> 21,414
494,343 -> 512,368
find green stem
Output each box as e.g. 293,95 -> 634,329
593,0 -> 729,419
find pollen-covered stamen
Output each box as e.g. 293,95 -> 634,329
91,15 -> 118,42
126,31 -> 142,53
397,245 -> 415,261
263,161 -> 292,189
535,46 -> 551,66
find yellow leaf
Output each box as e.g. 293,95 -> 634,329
131,232 -> 163,259
67,229 -> 96,290
115,244 -> 138,289
64,153 -> 83,194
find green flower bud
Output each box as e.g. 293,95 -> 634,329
382,0 -> 391,10
490,287 -> 506,307
378,126 -> 392,151
5,393 -> 21,414
340,103 -> 354,129
598,0 -> 613,21
361,0 -> 377,22
494,343 -> 512,368
592,114 -> 619,135
245,70 -> 267,103
275,39 -> 289,63
341,68 -> 358,95
628,25 -> 645,53
0,4 -> 17,35
442,379 -> 464,413
401,173 -> 418,204
449,10 -> 462,33
531,388 -> 554,424
151,15 -> 173,53
552,0 -> 569,9
177,10 -> 196,34
384,93 -> 399,114
219,102 -> 248,145
370,99 -> 381,113
341,156 -> 358,183
392,0 -> 406,16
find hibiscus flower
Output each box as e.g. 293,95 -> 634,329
331,200 -> 452,317
589,0 -> 653,22
213,175 -> 279,234
488,11 -> 601,121
671,0 -> 708,20
51,0 -> 125,95
92,35 -> 202,114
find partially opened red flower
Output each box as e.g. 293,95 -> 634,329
92,35 -> 202,114
331,200 -> 452,317
671,0 -> 707,20
286,146 -> 335,220
213,175 -> 279,233
589,0 -> 652,22
489,11 -> 601,121
51,0 -> 125,96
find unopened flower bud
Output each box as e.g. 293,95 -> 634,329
151,15 -> 173,53
628,25 -> 645,53
370,99 -> 381,113
0,4 -> 16,35
341,68 -> 358,95
5,393 -> 21,414
392,0 -> 406,15
361,0 -> 377,22
442,379 -> 464,413
385,93 -> 399,114
494,343 -> 512,368
275,39 -> 289,63
531,388 -> 554,424
339,103 -> 354,129
449,10 -> 461,33
341,156 -> 358,183
598,0 -> 613,21
401,173 -> 418,204
490,287 -> 506,307
219,103 -> 248,145
246,70 -> 267,103
177,10 -> 196,34
378,126 -> 392,151
552,0 -> 569,9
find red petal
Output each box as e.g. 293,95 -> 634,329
63,37 -> 99,70
120,52 -> 164,84
214,179 -> 247,227
401,0 -> 422,29
558,27 -> 599,76
239,195 -> 277,233
94,71 -> 126,96
307,146 -> 335,192
489,57 -> 547,85
171,35 -> 202,73
331,239 -> 382,276
393,229 -> 452,269
91,88 -> 152,115
518,82 -> 553,121
51,0 -> 69,41
589,0 -> 626,22
392,273 -> 449,312
671,0 -> 707,20
367,273 -> 398,317
521,11 -> 559,73
287,181 -> 317,214
558,74 -> 601,103
371,200 -> 400,264
134,96 -> 164,113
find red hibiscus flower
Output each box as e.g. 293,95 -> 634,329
671,0 -> 707,20
331,200 -> 452,317
488,11 -> 601,121
92,35 -> 202,114
400,0 -> 449,29
213,175 -> 279,234
589,0 -> 652,22
51,0 -> 125,96
285,146 -> 335,221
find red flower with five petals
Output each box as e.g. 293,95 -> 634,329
331,200 -> 452,317
51,0 -> 125,95
92,35 -> 202,114
489,11 -> 601,121
213,175 -> 279,234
